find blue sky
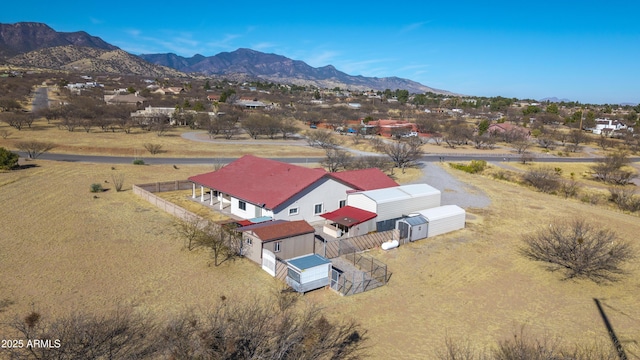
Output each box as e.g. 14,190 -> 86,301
3,1 -> 639,104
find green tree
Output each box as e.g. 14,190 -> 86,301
0,147 -> 19,170
203,80 -> 211,90
477,119 -> 490,135
395,89 -> 409,104
545,103 -> 559,114
127,86 -> 136,93
522,105 -> 540,115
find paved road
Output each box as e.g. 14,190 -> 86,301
18,151 -> 639,165
31,86 -> 49,112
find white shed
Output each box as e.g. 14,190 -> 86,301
396,215 -> 428,243
286,254 -> 332,293
347,184 -> 441,231
411,205 -> 466,238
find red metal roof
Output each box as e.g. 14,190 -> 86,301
329,168 -> 398,190
320,206 -> 377,227
239,220 -> 314,242
188,155 -> 327,209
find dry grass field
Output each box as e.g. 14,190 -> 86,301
1,158 -> 639,358
0,119 -> 325,158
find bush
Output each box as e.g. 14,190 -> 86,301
522,167 -> 560,193
608,186 -> 640,212
143,143 -> 163,155
0,147 -> 19,170
90,183 -> 104,193
133,159 -> 145,165
449,160 -> 487,174
521,218 -> 635,282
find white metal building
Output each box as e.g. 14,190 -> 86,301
346,184 -> 441,231
409,205 -> 466,238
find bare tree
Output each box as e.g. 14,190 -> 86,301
1,111 -> 28,130
16,141 -> 56,159
306,130 -> 338,149
197,222 -> 242,266
566,129 -> 587,152
347,156 -> 394,173
383,137 -> 424,173
591,151 -> 637,185
513,140 -> 532,154
0,129 -> 11,139
279,117 -> 299,139
175,216 -> 206,251
536,134 -> 556,150
597,133 -> 615,150
521,218 -> 635,282
322,148 -> 352,172
8,308 -> 159,360
161,298 -> 367,360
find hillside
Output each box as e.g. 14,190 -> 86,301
7,45 -> 186,78
0,22 -> 117,58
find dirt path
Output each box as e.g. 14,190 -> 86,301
412,162 -> 491,209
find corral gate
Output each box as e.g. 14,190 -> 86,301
262,249 -> 276,276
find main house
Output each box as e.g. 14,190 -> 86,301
188,155 -> 398,223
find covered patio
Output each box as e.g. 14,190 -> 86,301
320,206 -> 377,238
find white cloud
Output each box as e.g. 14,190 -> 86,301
399,21 -> 430,33
252,42 -> 276,51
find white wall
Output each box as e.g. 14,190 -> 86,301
274,178 -> 355,223
300,263 -> 331,283
346,193 -> 377,213
376,193 -> 440,221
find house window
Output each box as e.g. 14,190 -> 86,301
339,200 -> 346,208
274,241 -> 281,253
289,207 -> 299,216
238,200 -> 246,211
314,203 -> 323,215
245,237 -> 252,245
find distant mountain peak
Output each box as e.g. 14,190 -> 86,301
140,48 -> 455,94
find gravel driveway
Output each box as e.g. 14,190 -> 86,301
411,162 -> 491,209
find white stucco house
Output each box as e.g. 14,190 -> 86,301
589,118 -> 632,135
188,155 -> 398,223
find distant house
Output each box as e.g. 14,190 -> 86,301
235,99 -> 266,109
104,93 -> 148,107
589,118 -> 630,135
366,119 -> 417,137
188,155 -> 398,222
153,87 -> 185,95
207,94 -> 220,102
487,123 -> 531,139
237,220 -> 315,264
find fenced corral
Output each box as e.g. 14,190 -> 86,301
316,229 -> 399,259
133,181 -> 199,222
331,252 -> 390,296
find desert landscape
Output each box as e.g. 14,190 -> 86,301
1,146 -> 638,357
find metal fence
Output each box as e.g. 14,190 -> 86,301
330,252 -> 389,296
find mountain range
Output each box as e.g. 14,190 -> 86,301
0,22 -> 452,94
